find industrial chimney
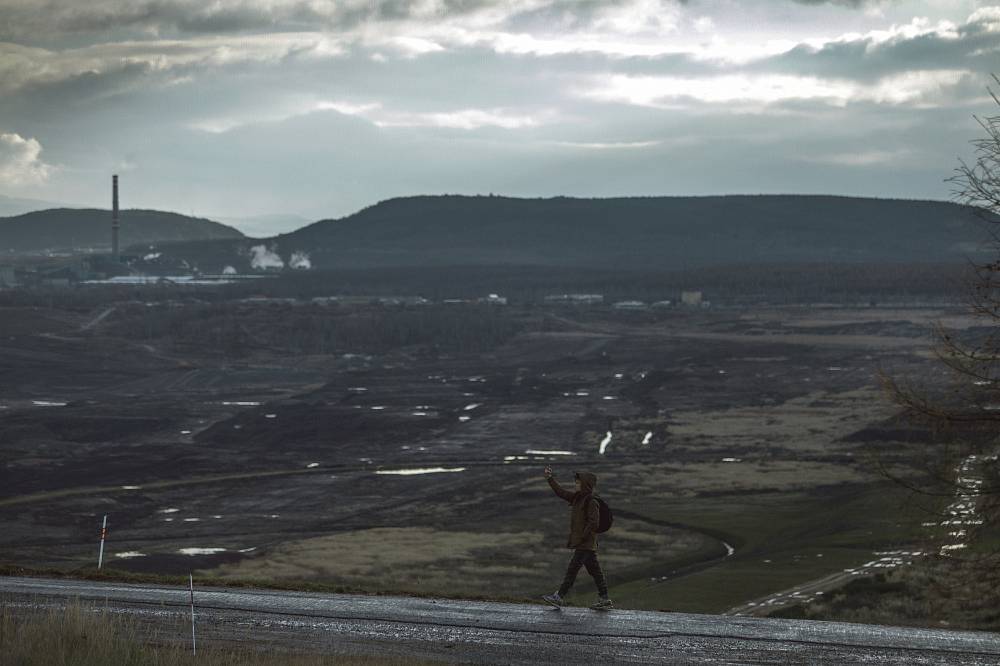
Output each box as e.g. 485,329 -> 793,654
111,174 -> 119,262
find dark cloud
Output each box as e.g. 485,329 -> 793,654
747,15 -> 1000,82
1,0 -> 890,43
0,0 -> 505,41
788,0 -> 877,6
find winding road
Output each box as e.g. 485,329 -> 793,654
3,576 -> 1000,664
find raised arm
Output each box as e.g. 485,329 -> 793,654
544,466 -> 575,502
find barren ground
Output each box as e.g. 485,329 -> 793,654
0,300 -> 955,611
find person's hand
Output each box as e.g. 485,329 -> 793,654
543,465 -> 553,479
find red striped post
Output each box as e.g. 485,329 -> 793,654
97,515 -> 107,569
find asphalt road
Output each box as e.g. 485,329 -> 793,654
3,576 -> 1000,664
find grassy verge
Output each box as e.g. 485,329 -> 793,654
607,481 -> 932,613
0,601 -> 442,665
770,555 -> 1000,632
0,563 -> 537,605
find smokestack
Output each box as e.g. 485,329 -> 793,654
112,174 -> 119,262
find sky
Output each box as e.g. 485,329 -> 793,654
2,0 -> 1000,233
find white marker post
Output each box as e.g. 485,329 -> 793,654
189,573 -> 197,655
97,515 -> 107,569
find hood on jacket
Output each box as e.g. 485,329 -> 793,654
575,471 -> 597,495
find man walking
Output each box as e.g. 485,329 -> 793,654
542,465 -> 613,610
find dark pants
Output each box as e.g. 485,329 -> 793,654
558,549 -> 608,597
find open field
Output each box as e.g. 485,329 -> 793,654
0,288 -> 967,613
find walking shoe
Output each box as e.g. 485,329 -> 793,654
542,593 -> 563,608
590,597 -> 614,611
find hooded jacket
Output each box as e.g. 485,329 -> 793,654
547,471 -> 600,551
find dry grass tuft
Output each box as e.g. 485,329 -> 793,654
0,601 -> 439,665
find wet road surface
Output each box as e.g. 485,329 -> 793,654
3,576 -> 1000,664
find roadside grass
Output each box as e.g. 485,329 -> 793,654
1,482 -> 926,613
207,524 -> 713,602
606,481 -> 931,613
206,527 -> 552,598
0,601 -> 442,665
771,553 -> 1000,632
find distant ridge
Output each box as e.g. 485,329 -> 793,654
0,208 -> 244,253
132,194 -> 999,272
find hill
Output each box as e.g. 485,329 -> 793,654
0,208 -> 244,253
133,195 -> 999,273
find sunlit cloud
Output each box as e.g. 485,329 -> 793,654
579,70 -> 971,108
553,140 -> 664,150
0,132 -> 54,187
805,148 -> 917,166
373,107 -> 545,129
192,99 -> 543,132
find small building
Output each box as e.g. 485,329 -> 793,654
544,293 -> 604,305
613,300 -> 647,310
681,290 -> 703,306
480,293 -> 508,305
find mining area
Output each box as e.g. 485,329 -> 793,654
0,280 -> 969,613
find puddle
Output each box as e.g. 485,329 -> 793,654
265,414 -> 277,419
642,432 -> 652,446
458,416 -> 471,422
349,387 -> 368,392
504,455 -> 530,462
269,514 -> 280,519
120,485 -> 141,490
376,467 -> 466,475
32,400 -> 67,407
183,518 -> 201,522
306,462 -> 319,468
412,411 -> 428,416
599,431 -> 612,455
602,396 -> 616,400
724,542 -> 735,557
221,401 -> 261,406
614,373 -> 624,379
718,370 -> 727,375
371,406 -> 385,411
159,508 -> 179,514
575,391 -> 590,397
237,547 -> 257,553
115,552 -> 146,559
212,515 -> 222,519
180,430 -> 192,435
934,455 -> 983,556
464,403 -> 481,411
178,548 -> 227,556
525,450 -> 576,456
721,457 -> 742,463
826,367 -> 847,372
163,518 -> 174,522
